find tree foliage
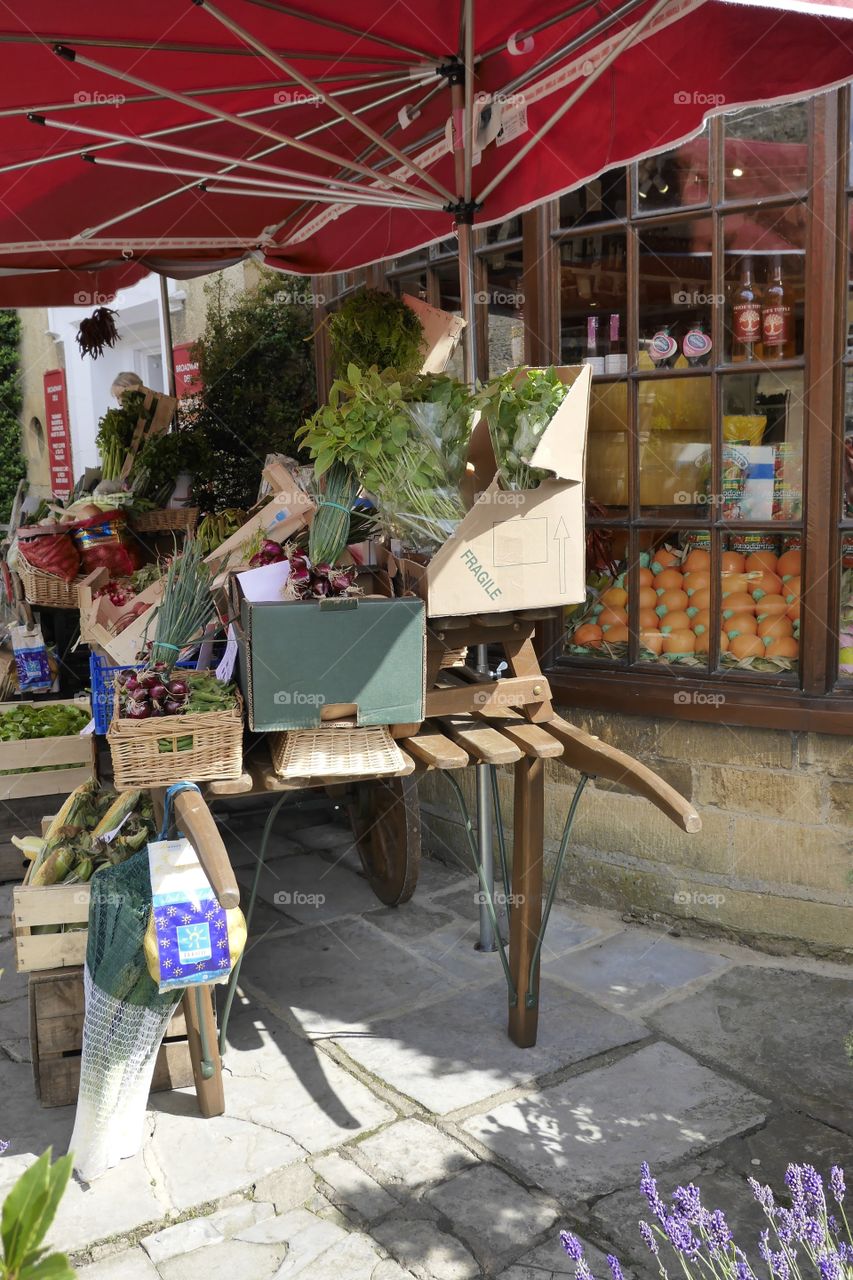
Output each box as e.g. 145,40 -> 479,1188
0,311 -> 26,523
182,271 -> 317,513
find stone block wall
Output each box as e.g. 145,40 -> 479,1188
417,708 -> 852,959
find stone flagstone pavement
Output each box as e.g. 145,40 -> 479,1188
1,795 -> 851,1279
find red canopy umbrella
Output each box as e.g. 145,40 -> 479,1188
1,0 -> 853,372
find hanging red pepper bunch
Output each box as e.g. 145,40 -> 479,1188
75,307 -> 119,359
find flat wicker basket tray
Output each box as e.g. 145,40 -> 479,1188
17,560 -> 83,610
270,725 -> 406,781
107,689 -> 244,788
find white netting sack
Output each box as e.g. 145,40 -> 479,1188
68,851 -> 181,1183
69,965 -> 179,1182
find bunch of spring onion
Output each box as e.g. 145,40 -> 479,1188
147,537 -> 215,670
308,461 -> 360,567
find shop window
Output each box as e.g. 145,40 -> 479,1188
559,232 -> 628,366
558,167 -> 628,228
552,93 -> 844,712
479,244 -> 524,377
633,125 -> 710,215
724,101 -> 809,200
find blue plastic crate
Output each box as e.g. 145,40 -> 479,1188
89,652 -> 196,735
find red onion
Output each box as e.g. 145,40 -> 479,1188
124,674 -> 139,692
126,702 -> 152,720
164,698 -> 185,715
167,678 -> 188,697
149,683 -> 167,703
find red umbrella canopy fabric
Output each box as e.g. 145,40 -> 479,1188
0,0 -> 852,303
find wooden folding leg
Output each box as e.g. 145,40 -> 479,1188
507,755 -> 545,1047
183,985 -> 224,1118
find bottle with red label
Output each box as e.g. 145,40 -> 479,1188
583,314 -> 605,375
604,313 -> 628,374
649,325 -> 678,368
732,255 -> 761,362
761,254 -> 793,360
683,319 -> 713,366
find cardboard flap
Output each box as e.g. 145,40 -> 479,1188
403,293 -> 466,374
528,364 -> 591,483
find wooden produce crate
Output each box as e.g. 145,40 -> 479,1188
0,699 -> 95,802
13,876 -> 90,972
29,966 -> 193,1107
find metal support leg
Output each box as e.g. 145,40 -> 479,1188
444,771 -> 517,1004
475,644 -> 496,952
218,791 -> 292,1055
525,774 -> 590,1006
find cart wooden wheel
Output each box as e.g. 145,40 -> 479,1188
348,775 -> 421,906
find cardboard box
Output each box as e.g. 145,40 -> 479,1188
234,573 -> 426,732
77,567 -> 163,665
205,460 -> 315,578
403,293 -> 467,374
385,364 -> 591,617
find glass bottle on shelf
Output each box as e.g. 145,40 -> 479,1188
604,313 -> 628,374
683,318 -> 713,366
761,255 -> 793,360
584,314 -> 605,375
732,255 -> 761,362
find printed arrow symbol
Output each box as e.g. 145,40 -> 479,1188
553,517 -> 570,595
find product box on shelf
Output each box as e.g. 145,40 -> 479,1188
382,363 -> 591,617
232,567 -> 426,733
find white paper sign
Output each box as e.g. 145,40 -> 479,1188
79,718 -> 96,736
236,559 -> 291,602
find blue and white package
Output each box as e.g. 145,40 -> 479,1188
147,837 -> 231,991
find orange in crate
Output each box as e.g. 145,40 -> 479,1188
724,613 -> 758,638
722,550 -> 746,573
729,633 -> 765,659
683,548 -> 710,572
655,568 -> 684,592
766,637 -> 799,659
640,631 -> 664,654
660,611 -> 692,635
722,592 -> 756,617
683,571 -> 710,597
695,630 -> 729,654
755,594 -> 788,619
758,616 -> 794,641
573,623 -> 603,647
777,549 -> 802,578
664,630 -> 696,654
599,606 -> 628,627
745,551 -> 778,575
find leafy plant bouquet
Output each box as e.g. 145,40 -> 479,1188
328,288 -> 425,375
298,365 -> 476,552
560,1162 -> 852,1280
475,366 -> 570,490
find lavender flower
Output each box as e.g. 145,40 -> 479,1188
673,1184 -> 703,1222
577,1259 -> 596,1280
735,1261 -> 756,1280
803,1217 -> 826,1248
639,1221 -> 659,1256
641,1162 -> 666,1222
561,1232 -> 585,1262
707,1209 -> 733,1254
0,1138 -> 8,1155
771,1250 -> 791,1280
802,1166 -> 825,1209
606,1254 -> 625,1280
663,1213 -> 701,1259
818,1252 -> 843,1280
750,1178 -> 776,1213
830,1168 -> 845,1205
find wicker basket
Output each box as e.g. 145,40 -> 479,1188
107,689 -> 244,788
131,507 -> 198,535
270,724 -> 406,781
17,560 -> 83,610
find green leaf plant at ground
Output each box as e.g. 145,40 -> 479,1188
0,1149 -> 75,1279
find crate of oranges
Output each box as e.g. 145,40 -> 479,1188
565,543 -> 800,671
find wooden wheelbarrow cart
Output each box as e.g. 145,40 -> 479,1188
203,604 -> 701,1061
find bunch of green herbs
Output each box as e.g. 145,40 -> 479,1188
475,367 -> 569,490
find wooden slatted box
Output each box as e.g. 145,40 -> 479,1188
29,966 -> 193,1107
0,699 -> 95,803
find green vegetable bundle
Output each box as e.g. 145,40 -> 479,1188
298,366 -> 476,552
475,367 -> 569,490
96,391 -> 147,481
308,461 -> 360,567
147,538 -> 215,670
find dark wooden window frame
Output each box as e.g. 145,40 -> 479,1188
310,93 -> 852,733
